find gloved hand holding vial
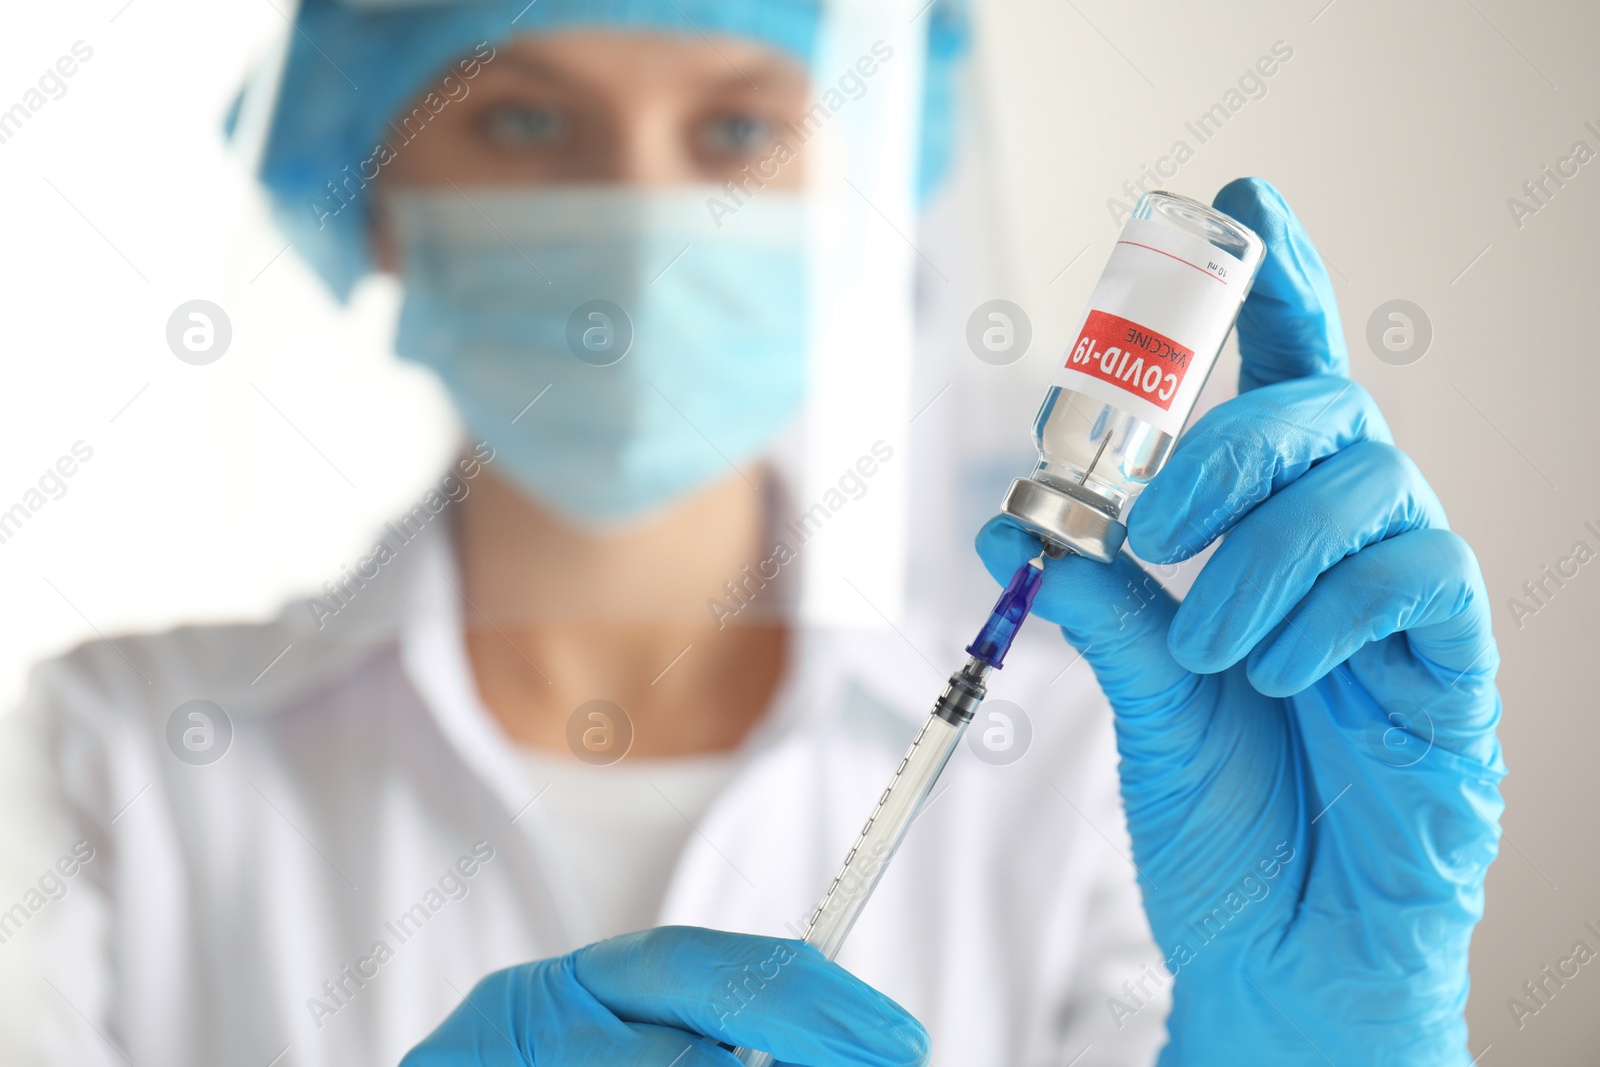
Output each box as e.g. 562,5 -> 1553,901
982,179 -> 1504,1064
736,179 -> 1503,1066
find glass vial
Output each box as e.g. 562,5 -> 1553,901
1001,191 -> 1265,562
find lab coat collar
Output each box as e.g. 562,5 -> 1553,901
385,508 -> 928,762
394,519 -> 610,945
396,519 -> 531,828
391,516 -> 855,760
386,513 -> 887,942
293,488 -> 988,958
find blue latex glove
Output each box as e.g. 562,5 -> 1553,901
977,178 -> 1504,1066
400,926 -> 929,1066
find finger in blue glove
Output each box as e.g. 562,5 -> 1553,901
401,926 -> 929,1067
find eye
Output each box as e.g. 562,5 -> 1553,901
699,112 -> 778,160
482,103 -> 566,149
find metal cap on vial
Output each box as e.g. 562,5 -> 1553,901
999,476 -> 1127,564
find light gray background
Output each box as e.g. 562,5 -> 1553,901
973,0 -> 1599,1060
0,0 -> 1593,1061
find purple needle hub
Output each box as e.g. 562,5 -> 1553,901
965,556 -> 1045,669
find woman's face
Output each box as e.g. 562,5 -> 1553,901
381,31 -> 812,191
372,30 -> 818,526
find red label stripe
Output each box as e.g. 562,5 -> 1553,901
1063,310 -> 1195,412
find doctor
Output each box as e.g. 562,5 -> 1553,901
1,1 -> 1503,1066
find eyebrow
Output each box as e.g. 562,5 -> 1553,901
488,51 -> 575,86
706,56 -> 809,94
488,45 -> 808,96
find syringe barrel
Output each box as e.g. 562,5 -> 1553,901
733,664 -> 987,1067
805,706 -> 971,958
1002,191 -> 1265,562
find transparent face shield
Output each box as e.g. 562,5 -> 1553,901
237,0 -> 928,635
779,0 -> 924,631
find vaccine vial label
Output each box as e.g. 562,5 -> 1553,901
1053,217 -> 1248,437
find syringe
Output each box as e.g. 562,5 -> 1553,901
733,552 -> 1049,1066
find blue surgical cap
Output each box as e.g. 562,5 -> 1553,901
245,0 -> 969,300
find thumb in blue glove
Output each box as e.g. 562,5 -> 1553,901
401,925 -> 930,1066
977,177 -> 1504,1066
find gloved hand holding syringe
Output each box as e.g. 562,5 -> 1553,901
734,190 -> 1265,1066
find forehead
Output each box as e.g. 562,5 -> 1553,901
484,30 -> 810,95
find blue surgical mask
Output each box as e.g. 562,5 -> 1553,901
391,187 -> 809,525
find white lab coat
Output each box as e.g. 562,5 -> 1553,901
0,519 -> 1168,1067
